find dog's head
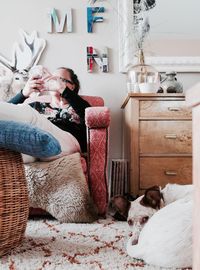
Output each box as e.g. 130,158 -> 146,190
128,185 -> 164,227
110,185 -> 164,226
110,186 -> 164,245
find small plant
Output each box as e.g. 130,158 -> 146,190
133,0 -> 156,51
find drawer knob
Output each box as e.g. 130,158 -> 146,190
164,170 -> 177,176
164,134 -> 177,139
168,107 -> 181,111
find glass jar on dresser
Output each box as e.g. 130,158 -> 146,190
121,93 -> 192,196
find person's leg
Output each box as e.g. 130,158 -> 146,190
0,102 -> 81,156
30,106 -> 81,157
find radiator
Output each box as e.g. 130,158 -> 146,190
109,159 -> 130,198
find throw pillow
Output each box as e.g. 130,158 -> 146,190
25,152 -> 98,223
0,120 -> 61,158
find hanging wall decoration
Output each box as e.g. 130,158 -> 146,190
87,7 -> 105,33
47,8 -> 72,33
87,46 -> 108,72
0,29 -> 46,101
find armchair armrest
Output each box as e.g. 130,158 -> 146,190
85,106 -> 110,216
85,107 -> 110,128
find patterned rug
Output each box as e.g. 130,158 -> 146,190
0,217 -> 191,270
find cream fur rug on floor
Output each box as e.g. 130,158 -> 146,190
0,217 -> 189,270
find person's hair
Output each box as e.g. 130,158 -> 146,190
57,67 -> 80,94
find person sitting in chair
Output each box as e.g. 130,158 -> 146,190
9,67 -> 90,153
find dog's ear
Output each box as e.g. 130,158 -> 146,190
140,185 -> 163,209
109,195 -> 131,220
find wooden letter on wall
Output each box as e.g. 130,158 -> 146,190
87,7 -> 105,33
87,46 -> 108,72
47,8 -> 72,33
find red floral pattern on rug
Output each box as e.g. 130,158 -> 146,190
0,217 -> 191,270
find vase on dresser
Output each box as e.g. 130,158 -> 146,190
126,49 -> 160,94
122,93 -> 192,196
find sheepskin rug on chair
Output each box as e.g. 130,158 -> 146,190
25,153 -> 97,223
0,217 -> 191,270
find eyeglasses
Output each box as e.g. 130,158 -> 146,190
59,77 -> 74,85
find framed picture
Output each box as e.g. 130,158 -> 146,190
118,0 -> 200,73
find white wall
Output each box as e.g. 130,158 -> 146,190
0,0 -> 127,161
0,0 -> 199,165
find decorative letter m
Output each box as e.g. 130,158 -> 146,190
48,8 -> 72,33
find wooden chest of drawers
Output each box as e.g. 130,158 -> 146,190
122,93 -> 192,196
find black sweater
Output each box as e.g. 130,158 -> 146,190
9,88 -> 91,152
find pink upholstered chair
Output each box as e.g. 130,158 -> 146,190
30,95 -> 110,217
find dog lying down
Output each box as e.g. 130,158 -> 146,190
110,184 -> 193,268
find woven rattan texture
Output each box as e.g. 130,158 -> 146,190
0,148 -> 29,257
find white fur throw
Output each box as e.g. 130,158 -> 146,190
24,153 -> 98,223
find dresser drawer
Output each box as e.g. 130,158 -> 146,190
140,121 -> 192,154
140,100 -> 192,118
140,157 -> 192,189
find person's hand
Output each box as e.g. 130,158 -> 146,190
22,76 -> 45,97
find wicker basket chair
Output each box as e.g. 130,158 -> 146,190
0,148 -> 29,257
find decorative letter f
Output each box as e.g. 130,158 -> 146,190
87,7 -> 105,33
